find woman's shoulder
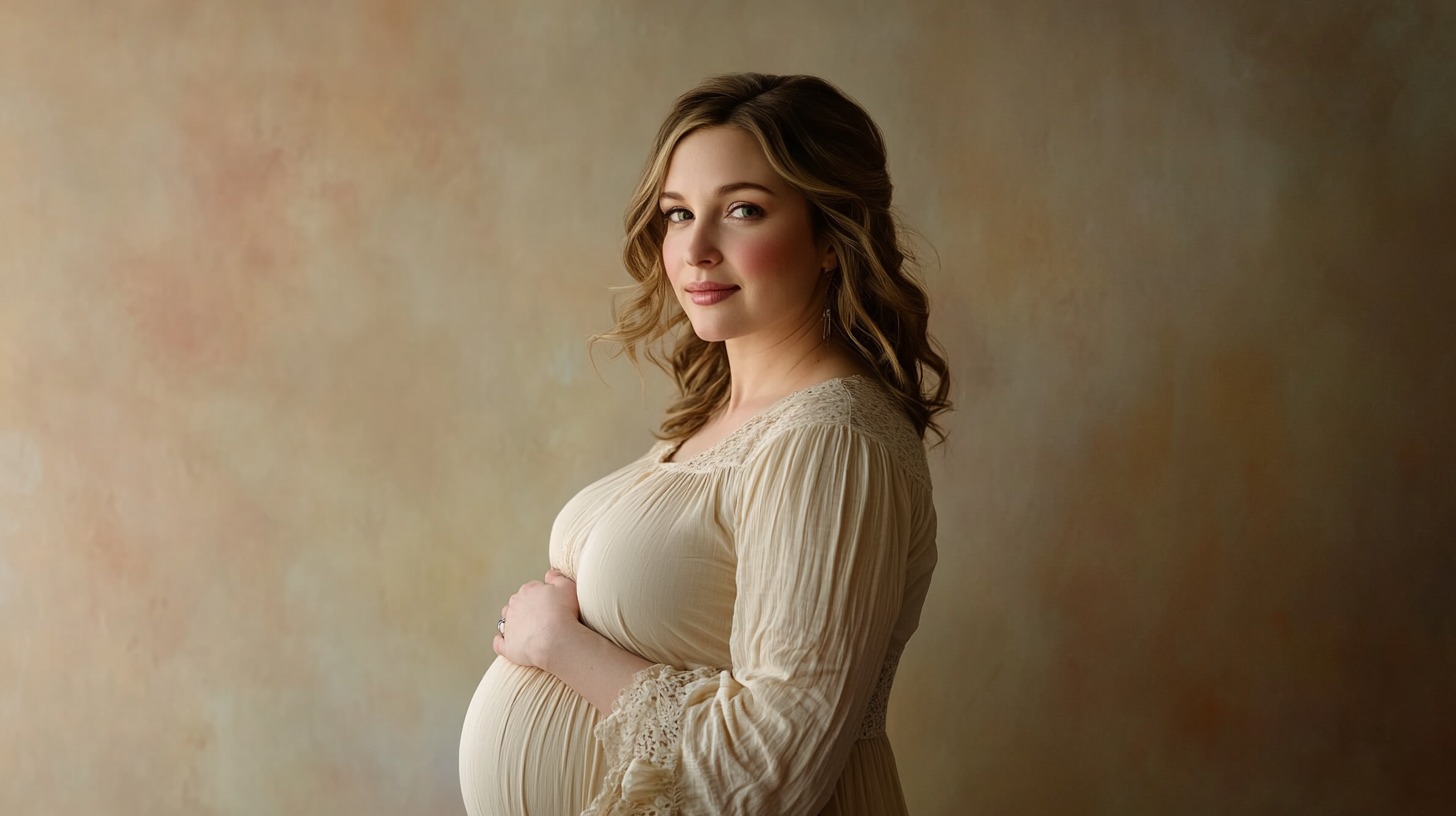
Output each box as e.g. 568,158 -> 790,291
749,375 -> 931,485
660,375 -> 932,488
757,374 -> 901,434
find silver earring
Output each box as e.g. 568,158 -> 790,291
821,264 -> 837,340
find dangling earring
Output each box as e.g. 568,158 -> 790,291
821,263 -> 837,341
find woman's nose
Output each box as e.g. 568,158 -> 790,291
684,222 -> 722,268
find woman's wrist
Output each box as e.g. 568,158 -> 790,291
537,618 -> 592,677
536,619 -> 655,715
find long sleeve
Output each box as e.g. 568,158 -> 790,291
584,423 -> 916,816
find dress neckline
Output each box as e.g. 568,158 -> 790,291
656,374 -> 872,468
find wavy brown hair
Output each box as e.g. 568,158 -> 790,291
594,72 -> 951,443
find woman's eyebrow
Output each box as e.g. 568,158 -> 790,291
659,181 -> 779,201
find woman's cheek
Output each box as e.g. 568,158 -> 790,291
734,234 -> 801,280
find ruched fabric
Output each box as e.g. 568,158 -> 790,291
460,376 -> 937,816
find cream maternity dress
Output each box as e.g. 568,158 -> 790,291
459,375 -> 937,815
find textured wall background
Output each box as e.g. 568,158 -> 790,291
2,1 -> 1452,814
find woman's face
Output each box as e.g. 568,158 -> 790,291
659,127 -> 833,346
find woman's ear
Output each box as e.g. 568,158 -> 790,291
821,245 -> 839,274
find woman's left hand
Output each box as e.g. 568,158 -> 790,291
494,568 -> 581,669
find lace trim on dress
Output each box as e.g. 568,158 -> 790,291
583,664 -> 720,816
656,377 -> 931,489
857,647 -> 902,740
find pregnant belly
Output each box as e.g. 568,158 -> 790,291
459,657 -> 606,816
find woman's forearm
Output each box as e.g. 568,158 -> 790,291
541,621 -> 655,716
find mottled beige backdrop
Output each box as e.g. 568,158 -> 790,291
2,1 -> 1452,814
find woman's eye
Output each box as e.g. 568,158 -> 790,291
728,204 -> 763,219
663,207 -> 692,223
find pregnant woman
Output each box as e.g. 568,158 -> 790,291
459,72 -> 950,816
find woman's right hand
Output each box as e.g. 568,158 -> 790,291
493,568 -> 581,670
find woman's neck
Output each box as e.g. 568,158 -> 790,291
721,328 -> 867,415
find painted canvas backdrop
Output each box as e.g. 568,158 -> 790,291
2,1 -> 1452,813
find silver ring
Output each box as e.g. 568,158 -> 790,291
497,617 -> 506,636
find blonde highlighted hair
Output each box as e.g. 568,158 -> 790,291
595,72 -> 951,443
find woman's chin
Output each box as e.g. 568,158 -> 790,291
688,323 -> 734,343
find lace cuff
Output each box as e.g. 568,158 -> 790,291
582,664 -> 720,816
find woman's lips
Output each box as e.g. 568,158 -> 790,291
686,285 -> 739,306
